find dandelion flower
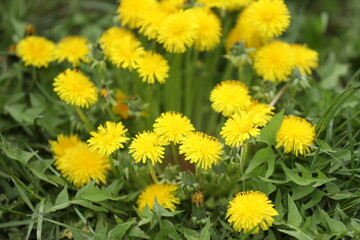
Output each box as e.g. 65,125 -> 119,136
49,134 -> 82,160
129,131 -> 168,165
226,0 -> 253,10
53,69 -> 98,108
226,190 -> 278,234
276,115 -> 316,156
108,36 -> 145,70
291,44 -> 319,75
117,0 -> 158,29
139,5 -> 170,40
99,27 -> 136,58
179,132 -> 222,170
56,36 -> 90,66
153,111 -> 195,144
88,121 -> 129,156
210,80 -> 251,117
157,10 -> 199,53
245,100 -> 274,127
254,41 -> 296,82
16,36 -> 56,68
190,7 -> 222,51
248,0 -> 290,39
55,142 -> 110,188
136,51 -> 169,84
159,0 -> 185,13
221,112 -> 260,147
137,183 -> 180,211
113,90 -> 130,119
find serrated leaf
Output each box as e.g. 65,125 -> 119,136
2,147 -> 36,164
55,186 -> 69,205
199,218 -> 211,240
79,186 -> 110,202
319,209 -> 347,233
107,220 -> 134,240
259,109 -> 284,146
287,195 -> 302,227
156,220 -> 181,240
128,226 -> 150,239
245,146 -> 270,175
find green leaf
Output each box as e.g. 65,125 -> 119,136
12,178 -> 35,212
156,220 -> 181,240
128,226 -> 150,239
79,186 -> 110,202
107,220 -> 134,240
259,109 -> 284,146
245,146 -> 272,175
287,195 -> 302,227
199,218 -> 211,240
55,186 -> 69,205
319,209 -> 347,233
2,146 -> 36,164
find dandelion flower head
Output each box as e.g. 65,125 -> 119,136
179,132 -> 222,170
276,115 -> 316,156
153,111 -> 195,144
190,7 -> 222,51
129,131 -> 168,165
291,44 -> 319,75
53,69 -> 98,108
248,0 -> 290,39
210,80 -> 251,117
137,183 -> 180,211
16,36 -> 56,68
226,190 -> 278,234
117,0 -> 158,29
56,36 -> 90,66
245,100 -> 274,127
136,51 -> 169,84
159,0 -> 185,13
157,10 -> 199,53
55,142 -> 110,188
254,41 -> 295,82
99,27 -> 136,58
226,0 -> 254,10
88,121 -> 129,156
220,111 -> 260,147
49,134 -> 82,160
139,5 -> 170,40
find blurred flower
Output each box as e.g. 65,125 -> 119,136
55,142 -> 110,188
113,90 -> 130,119
136,51 -> 169,84
220,112 -> 260,147
190,7 -> 222,51
139,5 -> 170,40
25,24 -> 36,36
226,0 -> 253,10
129,131 -> 168,165
99,27 -> 136,58
16,36 -> 56,68
248,0 -> 290,39
159,0 -> 185,13
276,115 -> 315,156
117,0 -> 158,29
254,41 -> 295,82
153,111 -> 195,144
196,0 -> 227,8
192,191 -> 204,207
226,190 -> 278,234
53,69 -> 98,108
88,121 -> 129,156
210,80 -> 251,117
56,36 -> 90,66
245,100 -> 274,127
137,183 -> 180,211
108,36 -> 145,70
179,132 -> 222,170
157,10 -> 199,53
49,134 -> 82,160
291,44 -> 319,75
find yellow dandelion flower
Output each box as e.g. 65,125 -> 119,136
108,36 -> 145,70
245,100 -> 274,127
291,44 -> 319,75
113,90 -> 130,119
196,0 -> 228,8
56,36 -> 90,66
276,115 -> 316,156
226,190 -> 278,234
129,131 -> 168,165
248,0 -> 290,39
226,0 -> 253,10
159,0 -> 185,13
157,10 -> 199,53
254,41 -> 296,82
53,69 -> 98,108
137,183 -> 180,211
87,121 -> 129,156
117,0 -> 158,29
153,111 -> 195,144
99,27 -> 136,58
179,132 -> 222,170
16,36 -> 56,68
55,142 -> 110,188
139,5 -> 170,40
136,51 -> 169,84
190,7 -> 222,51
210,80 -> 252,117
49,134 -> 82,160
220,112 -> 260,147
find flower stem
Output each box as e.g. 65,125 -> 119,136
75,107 -> 94,131
269,84 -> 289,107
239,143 -> 248,190
148,164 -> 159,184
109,156 -> 120,179
170,143 -> 180,166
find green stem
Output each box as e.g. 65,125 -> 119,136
170,143 -> 180,166
148,164 -> 159,184
109,156 -> 120,179
239,143 -> 248,190
75,107 -> 94,131
269,84 -> 289,107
